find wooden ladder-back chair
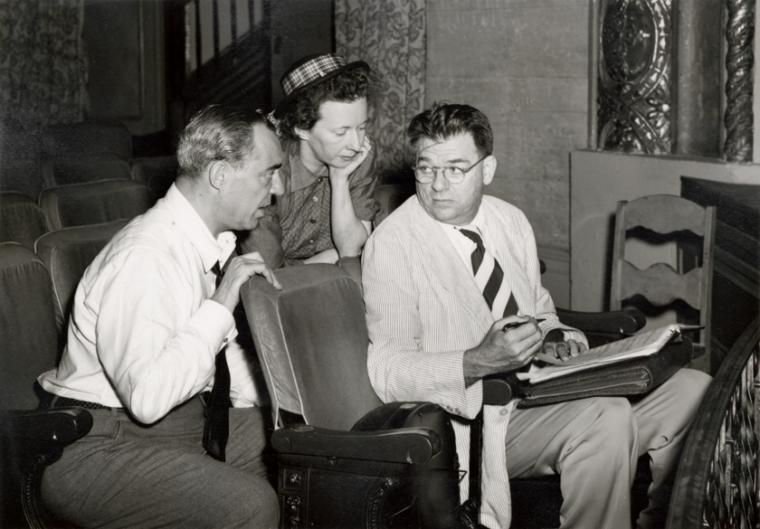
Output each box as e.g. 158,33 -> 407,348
610,194 -> 716,372
666,315 -> 760,528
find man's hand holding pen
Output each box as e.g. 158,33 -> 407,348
462,315 -> 544,386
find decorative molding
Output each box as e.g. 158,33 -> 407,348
597,0 -> 673,154
724,0 -> 755,162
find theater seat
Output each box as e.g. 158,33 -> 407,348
35,220 -> 127,332
39,179 -> 155,230
242,264 -> 462,528
41,121 -> 133,161
0,160 -> 44,200
0,243 -> 92,529
42,157 -> 133,188
131,155 -> 179,199
241,262 -> 654,528
0,192 -> 48,250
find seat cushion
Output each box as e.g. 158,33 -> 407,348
39,179 -> 155,230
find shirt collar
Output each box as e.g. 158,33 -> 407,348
162,184 -> 237,273
287,141 -> 329,192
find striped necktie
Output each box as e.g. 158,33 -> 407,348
458,228 -> 519,318
203,259 -> 231,461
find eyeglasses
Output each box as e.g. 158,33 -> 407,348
413,154 -> 489,184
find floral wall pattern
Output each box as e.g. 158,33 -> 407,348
0,0 -> 86,135
335,0 -> 426,181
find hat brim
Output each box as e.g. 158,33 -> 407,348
274,60 -> 370,117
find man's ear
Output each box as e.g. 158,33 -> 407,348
482,154 -> 497,186
208,160 -> 227,191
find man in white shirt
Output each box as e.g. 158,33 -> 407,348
37,105 -> 284,529
362,102 -> 711,529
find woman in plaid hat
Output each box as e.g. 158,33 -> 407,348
241,53 -> 379,267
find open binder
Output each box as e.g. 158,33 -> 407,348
483,324 -> 694,408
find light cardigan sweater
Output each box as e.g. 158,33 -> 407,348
362,194 -> 585,527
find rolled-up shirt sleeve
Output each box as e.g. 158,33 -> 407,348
93,248 -> 235,424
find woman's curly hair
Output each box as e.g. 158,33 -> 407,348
274,66 -> 372,141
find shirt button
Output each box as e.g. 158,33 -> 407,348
309,218 -> 317,224
308,239 -> 314,244
312,196 -> 319,202
500,408 -> 509,416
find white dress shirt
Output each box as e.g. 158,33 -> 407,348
39,184 -> 263,424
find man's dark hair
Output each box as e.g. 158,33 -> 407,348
407,103 -> 494,156
274,67 -> 371,141
177,105 -> 269,178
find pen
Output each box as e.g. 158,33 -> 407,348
502,318 -> 546,332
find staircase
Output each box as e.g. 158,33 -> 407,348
166,0 -> 272,134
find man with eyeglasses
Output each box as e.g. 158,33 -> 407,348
361,103 -> 710,529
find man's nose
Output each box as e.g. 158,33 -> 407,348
270,170 -> 285,196
430,169 -> 448,191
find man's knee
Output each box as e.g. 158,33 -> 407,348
668,368 -> 712,406
560,398 -> 637,461
222,477 -> 279,529
587,397 -> 637,439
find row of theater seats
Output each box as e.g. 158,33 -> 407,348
0,231 -> 122,527
0,180 -> 155,250
0,119 -> 177,210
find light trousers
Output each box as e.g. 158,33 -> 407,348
505,368 -> 711,529
41,398 -> 278,529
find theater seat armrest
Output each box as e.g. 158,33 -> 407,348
272,425 -> 438,464
0,407 -> 93,444
557,307 -> 646,337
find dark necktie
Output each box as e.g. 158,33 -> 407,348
458,229 -> 519,527
203,260 -> 231,461
458,228 -> 519,317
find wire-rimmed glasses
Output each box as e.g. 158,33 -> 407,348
413,154 -> 488,184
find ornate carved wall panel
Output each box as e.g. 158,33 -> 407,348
597,0 -> 673,154
723,0 -> 755,162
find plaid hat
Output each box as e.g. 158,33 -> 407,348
276,53 -> 369,113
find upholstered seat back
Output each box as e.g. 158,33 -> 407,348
0,192 -> 48,250
35,219 -> 127,331
241,264 -> 382,431
41,121 -> 132,160
39,179 -> 154,230
0,243 -> 59,409
42,158 -> 133,187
